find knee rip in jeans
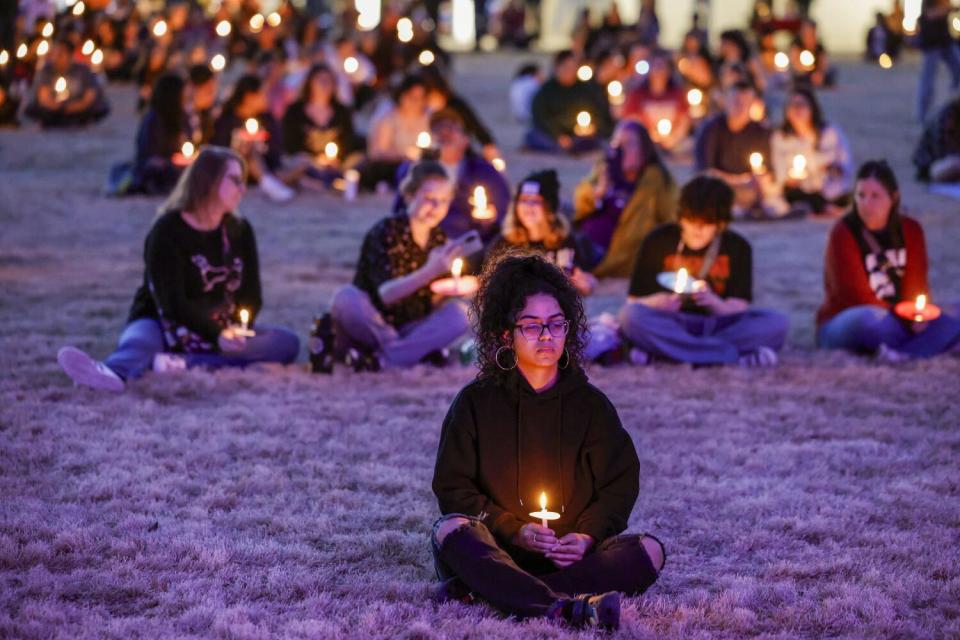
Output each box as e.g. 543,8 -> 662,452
434,516 -> 473,547
641,535 -> 666,573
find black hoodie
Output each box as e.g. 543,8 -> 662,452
432,367 -> 640,545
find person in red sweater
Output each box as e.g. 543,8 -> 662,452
817,160 -> 960,359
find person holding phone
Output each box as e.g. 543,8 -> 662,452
320,161 -> 472,371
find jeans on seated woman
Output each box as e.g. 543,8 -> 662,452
818,303 -> 960,358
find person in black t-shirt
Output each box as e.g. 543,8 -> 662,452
694,81 -> 776,219
324,161 -> 471,371
591,176 -> 788,366
489,170 -> 599,296
57,147 -> 300,392
130,73 -> 190,195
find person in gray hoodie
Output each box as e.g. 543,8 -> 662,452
431,253 -> 665,630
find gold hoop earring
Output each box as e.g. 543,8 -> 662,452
558,349 -> 571,370
495,346 -> 517,371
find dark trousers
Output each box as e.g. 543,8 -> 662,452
431,514 -> 662,618
25,103 -> 110,128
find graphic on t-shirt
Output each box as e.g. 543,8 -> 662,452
864,248 -> 905,302
191,254 -> 244,293
664,254 -> 731,295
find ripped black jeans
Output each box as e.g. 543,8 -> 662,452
430,514 -> 664,618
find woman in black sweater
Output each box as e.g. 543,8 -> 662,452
431,254 -> 665,630
281,63 -> 361,169
131,73 -> 191,195
57,147 -> 299,392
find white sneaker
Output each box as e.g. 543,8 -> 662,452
738,346 -> 779,368
876,343 -> 909,363
259,173 -> 295,202
153,353 -> 187,373
57,346 -> 125,392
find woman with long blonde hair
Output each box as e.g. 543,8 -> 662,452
57,146 -> 299,392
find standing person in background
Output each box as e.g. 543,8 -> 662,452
525,50 -> 612,154
916,0 -> 960,122
57,148 -> 300,392
817,160 -> 960,360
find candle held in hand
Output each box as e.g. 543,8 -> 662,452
245,118 -> 259,136
239,308 -> 249,331
915,294 -> 927,322
789,154 -> 808,180
749,152 -> 764,174
324,141 -> 338,160
674,267 -> 689,294
451,257 -> 463,289
529,492 -> 561,529
471,186 -> 494,220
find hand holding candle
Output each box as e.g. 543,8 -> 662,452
574,111 -> 594,137
894,293 -> 941,323
235,308 -> 256,337
529,491 -> 561,529
471,185 -> 495,221
788,154 -> 808,181
173,141 -> 196,166
749,152 -> 765,175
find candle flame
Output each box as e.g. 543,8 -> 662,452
686,88 -> 702,106
210,53 -> 226,71
657,119 -> 672,136
82,39 -> 94,56
245,118 -> 259,135
416,131 -> 431,149
181,141 -> 194,157
72,1 -> 84,15
577,65 -> 593,82
799,50 -> 815,68
324,142 -> 338,158
216,20 -> 232,37
916,294 -> 927,312
0,50 -> 8,66
17,44 -> 28,59
473,185 -> 487,210
774,51 -> 789,70
607,80 -> 623,98
418,50 -> 435,65
55,76 -> 67,93
266,12 -> 282,27
153,19 -> 167,37
674,267 -> 689,294
792,154 -> 807,173
492,157 -> 506,172
750,152 -> 764,171
451,258 -> 463,279
249,14 -> 264,31
576,111 -> 591,128
41,22 -> 54,38
539,492 -> 547,511
879,53 -> 893,69
635,59 -> 649,75
397,17 -> 413,42
239,309 -> 249,325
91,48 -> 103,65
343,56 -> 359,74
37,40 -> 49,56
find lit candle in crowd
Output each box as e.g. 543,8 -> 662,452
799,49 -> 815,69
16,43 -> 28,59
774,51 -> 789,70
492,157 -> 506,172
789,154 -> 808,181
749,152 -> 765,174
608,80 -> 623,100
54,76 -> 69,102
344,168 -> 360,201
635,59 -> 649,75
451,257 -> 463,289
529,492 -> 561,529
576,64 -> 593,82
91,48 -> 104,67
182,141 -> 195,158
72,1 -> 85,16
210,53 -> 226,71
266,12 -> 282,27
686,88 -> 703,106
418,50 -> 435,66
153,19 -> 167,37
324,141 -> 338,161
343,56 -> 359,74
879,53 -> 893,69
216,20 -> 232,37
249,14 -> 264,32
397,17 -> 413,42
41,22 -> 54,38
471,186 -> 494,220
914,294 -> 927,322
574,111 -> 592,136
239,308 -> 250,332
656,118 -> 672,137
37,40 -> 49,56
0,50 -> 8,66
416,131 -> 431,149
674,267 -> 689,294
82,39 -> 94,56
245,118 -> 259,136
749,100 -> 765,122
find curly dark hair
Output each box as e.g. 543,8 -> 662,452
473,251 -> 587,383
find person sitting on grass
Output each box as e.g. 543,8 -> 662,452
596,175 -> 789,367
186,63 -> 219,146
491,170 -> 599,297
129,73 -> 192,195
524,50 -> 612,154
621,50 -> 691,153
362,74 -> 431,191
57,147 -> 300,392
431,253 -> 665,631
913,93 -> 960,183
817,160 -> 960,360
317,161 -> 471,372
573,120 -> 677,278
25,38 -> 110,128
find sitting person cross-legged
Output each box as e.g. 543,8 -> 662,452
817,160 -> 960,360
57,147 -> 300,392
610,175 -> 789,366
431,253 -> 665,631
320,161 -> 472,371
25,38 -> 110,128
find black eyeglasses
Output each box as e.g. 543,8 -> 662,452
514,320 -> 569,341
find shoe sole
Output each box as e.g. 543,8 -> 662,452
57,347 -> 125,392
596,592 -> 621,630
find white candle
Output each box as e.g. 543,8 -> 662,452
674,267 -> 689,294
324,141 -> 338,160
471,186 -> 493,220
576,65 -> 593,82
774,51 -> 789,70
416,131 -> 431,149
656,118 -> 672,137
451,257 -> 463,291
153,19 -> 167,37
686,88 -> 703,106
210,54 -> 226,71
54,76 -> 68,102
418,50 -> 435,66
491,157 -> 506,172
529,492 -> 561,529
749,152 -> 764,174
799,50 -> 815,69
915,294 -> 927,322
216,20 -> 231,37
343,56 -> 359,74
245,118 -> 259,136
239,308 -> 250,332
266,12 -> 282,27
789,154 -> 808,181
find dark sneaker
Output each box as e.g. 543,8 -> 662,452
563,592 -> 620,631
308,313 -> 336,374
420,348 -> 450,367
432,576 -> 475,605
344,346 -> 382,372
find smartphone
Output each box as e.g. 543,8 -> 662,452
453,230 -> 484,256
